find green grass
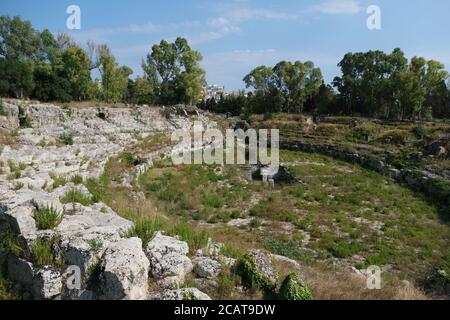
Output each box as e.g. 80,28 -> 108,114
60,188 -> 95,206
278,273 -> 313,300
124,217 -> 209,253
30,237 -> 63,268
59,132 -> 74,145
49,173 -> 67,189
70,175 -> 83,185
32,204 -> 64,230
0,228 -> 22,256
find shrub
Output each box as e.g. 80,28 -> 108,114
412,126 -> 430,139
31,237 -> 62,268
216,267 -> 240,299
18,106 -> 32,128
219,243 -> 244,259
88,239 -> 103,254
60,188 -> 95,206
201,194 -> 224,208
124,218 -> 167,247
49,173 -> 67,189
230,210 -> 241,219
330,240 -> 359,258
237,254 -> 276,293
0,228 -> 22,256
263,239 -> 303,260
169,223 -> 209,253
13,182 -> 24,190
249,218 -> 262,229
121,152 -> 145,167
59,132 -> 74,145
70,175 -> 83,185
278,273 -> 313,300
32,204 -> 64,230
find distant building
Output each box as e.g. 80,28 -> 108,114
203,84 -> 225,101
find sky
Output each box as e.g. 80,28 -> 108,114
1,0 -> 450,91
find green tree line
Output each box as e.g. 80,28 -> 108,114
200,49 -> 450,120
1,15 -> 449,120
0,16 -> 205,104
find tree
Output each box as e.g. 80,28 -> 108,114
0,16 -> 41,98
61,46 -> 92,100
98,49 -> 132,103
128,76 -> 156,105
143,37 -> 205,105
243,60 -> 323,113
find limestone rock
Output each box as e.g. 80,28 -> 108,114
151,288 -> 211,300
33,267 -> 63,300
250,250 -> 278,286
146,232 -> 193,286
8,255 -> 34,288
100,237 -> 150,300
194,257 -> 221,279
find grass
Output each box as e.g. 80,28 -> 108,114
49,172 -> 67,189
32,204 -> 64,230
30,237 -> 63,268
124,217 -> 209,253
59,132 -> 74,145
0,228 -> 22,256
70,175 -> 83,185
60,188 -> 95,206
278,273 -> 313,300
88,239 -> 104,254
79,130 -> 449,292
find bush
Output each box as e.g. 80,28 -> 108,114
32,204 -> 64,230
263,239 -> 303,260
278,273 -> 313,300
219,243 -> 244,259
59,132 -> 74,145
216,267 -> 240,299
412,126 -> 430,139
249,218 -> 262,229
124,218 -> 167,247
31,237 -> 62,268
237,254 -> 276,293
330,240 -> 359,258
0,228 -> 22,256
49,173 -> 67,189
60,188 -> 95,206
169,223 -> 209,253
201,194 -> 224,208
88,239 -> 103,254
13,182 -> 24,190
70,175 -> 83,185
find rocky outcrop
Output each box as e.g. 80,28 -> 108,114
150,288 -> 211,300
194,257 -> 222,279
33,267 -> 62,300
146,232 -> 193,287
0,101 -> 213,300
281,140 -> 450,213
250,250 -> 278,287
99,237 -> 150,300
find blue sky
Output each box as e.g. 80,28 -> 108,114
1,0 -> 450,90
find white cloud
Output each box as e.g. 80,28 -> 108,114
310,0 -> 362,15
68,20 -> 200,44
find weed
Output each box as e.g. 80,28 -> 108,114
32,204 -> 64,230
